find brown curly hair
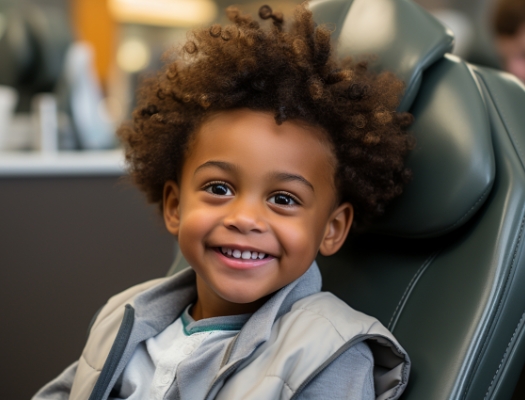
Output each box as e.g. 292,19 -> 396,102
493,0 -> 525,36
118,3 -> 414,223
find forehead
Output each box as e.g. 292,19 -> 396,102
185,109 -> 336,183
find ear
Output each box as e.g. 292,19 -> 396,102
319,202 -> 353,256
163,180 -> 181,237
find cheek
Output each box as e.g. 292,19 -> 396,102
275,215 -> 324,263
177,207 -> 217,258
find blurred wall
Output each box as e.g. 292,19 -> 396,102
0,175 -> 175,400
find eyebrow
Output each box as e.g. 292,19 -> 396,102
194,160 -> 237,175
270,172 -> 314,192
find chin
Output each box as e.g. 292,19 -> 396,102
217,289 -> 264,305
212,280 -> 272,305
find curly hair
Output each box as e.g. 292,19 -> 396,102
493,0 -> 525,36
118,3 -> 414,223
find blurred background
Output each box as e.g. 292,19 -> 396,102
0,0 -> 515,154
0,0 -> 523,398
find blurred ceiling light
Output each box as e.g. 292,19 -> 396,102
116,39 -> 151,73
108,0 -> 217,27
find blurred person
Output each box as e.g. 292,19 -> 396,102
493,0 -> 525,82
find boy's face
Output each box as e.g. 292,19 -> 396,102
163,109 -> 352,318
496,23 -> 525,83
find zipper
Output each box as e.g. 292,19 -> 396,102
88,304 -> 135,400
204,333 -> 245,400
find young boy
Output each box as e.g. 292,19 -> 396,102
34,4 -> 413,399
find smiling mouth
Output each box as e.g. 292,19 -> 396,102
218,247 -> 269,260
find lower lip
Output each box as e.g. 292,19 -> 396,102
212,248 -> 275,270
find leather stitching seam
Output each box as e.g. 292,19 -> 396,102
463,212 -> 525,398
463,214 -> 525,399
484,310 -> 525,399
387,251 -> 439,331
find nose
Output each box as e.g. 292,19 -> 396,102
223,198 -> 267,234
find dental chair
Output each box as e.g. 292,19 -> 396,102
169,0 -> 525,398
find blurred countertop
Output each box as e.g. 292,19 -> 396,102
0,149 -> 126,176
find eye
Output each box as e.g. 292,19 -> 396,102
268,193 -> 298,206
204,182 -> 233,196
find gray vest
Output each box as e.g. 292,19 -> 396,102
70,264 -> 410,399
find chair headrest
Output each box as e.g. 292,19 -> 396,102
311,0 -> 454,111
371,55 -> 495,238
311,0 -> 495,238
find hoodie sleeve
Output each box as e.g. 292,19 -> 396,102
295,341 -> 375,400
31,361 -> 78,400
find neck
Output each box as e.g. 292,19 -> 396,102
191,275 -> 269,320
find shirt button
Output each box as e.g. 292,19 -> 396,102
160,371 -> 171,385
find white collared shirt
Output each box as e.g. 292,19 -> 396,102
110,305 -> 250,400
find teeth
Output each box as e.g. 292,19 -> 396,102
220,247 -> 267,260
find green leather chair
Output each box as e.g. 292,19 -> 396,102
169,0 -> 525,398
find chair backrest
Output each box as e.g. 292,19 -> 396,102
168,0 -> 525,397
310,0 -> 525,398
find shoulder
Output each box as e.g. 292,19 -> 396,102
285,292 -> 408,370
278,292 -> 408,380
88,267 -> 197,335
88,278 -> 168,340
287,292 -> 411,400
249,293 -> 379,389
91,277 -> 169,330
285,292 -> 388,342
